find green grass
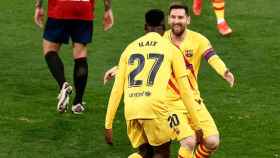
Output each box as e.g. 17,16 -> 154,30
0,0 -> 279,157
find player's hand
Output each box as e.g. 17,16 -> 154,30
195,128 -> 204,144
104,66 -> 118,85
104,128 -> 113,145
34,7 -> 44,28
103,9 -> 114,31
224,70 -> 235,87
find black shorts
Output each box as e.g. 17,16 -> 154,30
43,17 -> 93,44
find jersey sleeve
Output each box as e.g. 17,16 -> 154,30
199,35 -> 228,78
208,55 -> 228,77
176,76 -> 201,130
105,51 -> 127,129
199,35 -> 213,58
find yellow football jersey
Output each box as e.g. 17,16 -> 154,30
163,29 -> 228,101
105,32 -> 190,129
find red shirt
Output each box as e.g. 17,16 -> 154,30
48,0 -> 95,21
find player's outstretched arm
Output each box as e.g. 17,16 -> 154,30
104,79 -> 123,145
103,0 -> 114,31
207,55 -> 235,87
177,76 -> 201,130
104,55 -> 126,145
104,75 -> 124,144
103,66 -> 118,85
34,0 -> 44,28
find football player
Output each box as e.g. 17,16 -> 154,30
104,9 -> 201,158
34,0 -> 114,114
104,2 -> 235,158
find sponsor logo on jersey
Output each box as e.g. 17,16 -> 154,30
185,49 -> 193,57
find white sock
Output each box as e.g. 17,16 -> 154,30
217,19 -> 225,24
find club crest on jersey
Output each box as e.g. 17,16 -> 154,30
184,50 -> 193,57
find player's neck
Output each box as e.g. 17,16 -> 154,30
171,31 -> 187,46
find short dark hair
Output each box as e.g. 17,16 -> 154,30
145,9 -> 165,27
168,1 -> 189,16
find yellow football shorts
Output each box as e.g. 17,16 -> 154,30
167,96 -> 219,140
167,99 -> 195,141
126,117 -> 171,148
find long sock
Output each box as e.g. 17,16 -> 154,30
73,57 -> 88,105
128,153 -> 143,158
194,143 -> 216,158
212,0 -> 225,24
178,147 -> 193,158
45,51 -> 66,89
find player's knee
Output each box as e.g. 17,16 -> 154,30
74,51 -> 87,59
180,135 -> 196,151
73,43 -> 87,59
204,135 -> 220,150
43,40 -> 60,55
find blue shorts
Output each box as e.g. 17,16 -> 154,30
43,18 -> 93,44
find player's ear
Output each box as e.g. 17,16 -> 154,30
159,25 -> 165,36
167,15 -> 171,25
186,16 -> 191,25
144,24 -> 148,33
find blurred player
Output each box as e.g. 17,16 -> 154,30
165,2 -> 234,158
104,9 -> 201,158
34,0 -> 114,114
193,0 -> 232,36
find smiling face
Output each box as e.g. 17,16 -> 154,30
168,8 -> 190,36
